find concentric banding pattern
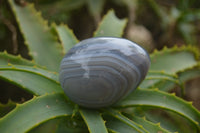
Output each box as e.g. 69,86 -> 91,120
59,37 -> 150,108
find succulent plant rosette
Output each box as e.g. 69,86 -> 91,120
0,0 -> 200,133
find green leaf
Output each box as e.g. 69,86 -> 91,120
145,80 -> 176,92
142,71 -> 179,88
55,116 -> 88,133
29,118 -> 60,133
115,89 -> 200,130
144,111 -> 181,132
94,10 -> 127,37
0,93 -> 73,133
179,67 -> 200,82
0,65 -> 62,95
150,46 -> 198,74
142,67 -> 200,91
105,116 -> 141,133
80,108 -> 108,133
55,24 -> 79,54
105,109 -> 148,133
141,46 -> 199,89
144,110 -> 198,133
0,65 -> 59,81
0,51 -> 37,66
8,0 -> 63,72
30,116 -> 88,133
126,114 -> 170,133
146,71 -> 178,82
0,100 -> 16,118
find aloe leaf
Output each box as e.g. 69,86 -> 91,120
80,108 -> 108,133
140,71 -> 179,89
0,51 -> 37,66
163,67 -> 200,91
140,71 -> 178,90
55,24 -> 79,54
144,110 -> 198,133
141,46 -> 199,89
115,89 -> 200,130
30,116 -> 87,133
147,80 -> 176,92
179,67 -> 200,82
150,46 -> 199,74
55,116 -> 88,133
144,111 -> 181,132
139,79 -> 159,89
147,71 -> 177,80
0,93 -> 73,133
0,65 -> 62,95
8,0 -> 63,72
94,10 -> 127,37
0,100 -> 16,118
0,65 -> 59,81
126,114 -> 170,133
124,107 -> 182,132
141,67 -> 200,91
165,110 -> 198,133
28,118 -> 60,133
105,116 -> 141,133
107,129 -> 119,133
106,109 -> 149,133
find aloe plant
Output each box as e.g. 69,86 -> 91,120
0,0 -> 200,132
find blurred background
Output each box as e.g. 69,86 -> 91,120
0,0 -> 200,109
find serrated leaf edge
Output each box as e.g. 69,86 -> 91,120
116,89 -> 200,130
0,64 -> 59,83
93,9 -> 128,37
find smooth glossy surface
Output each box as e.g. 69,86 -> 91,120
59,37 -> 150,108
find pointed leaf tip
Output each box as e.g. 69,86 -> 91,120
94,10 -> 127,37
8,0 -> 63,72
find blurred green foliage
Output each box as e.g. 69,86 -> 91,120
0,0 -> 200,132
0,0 -> 200,108
1,0 -> 200,55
